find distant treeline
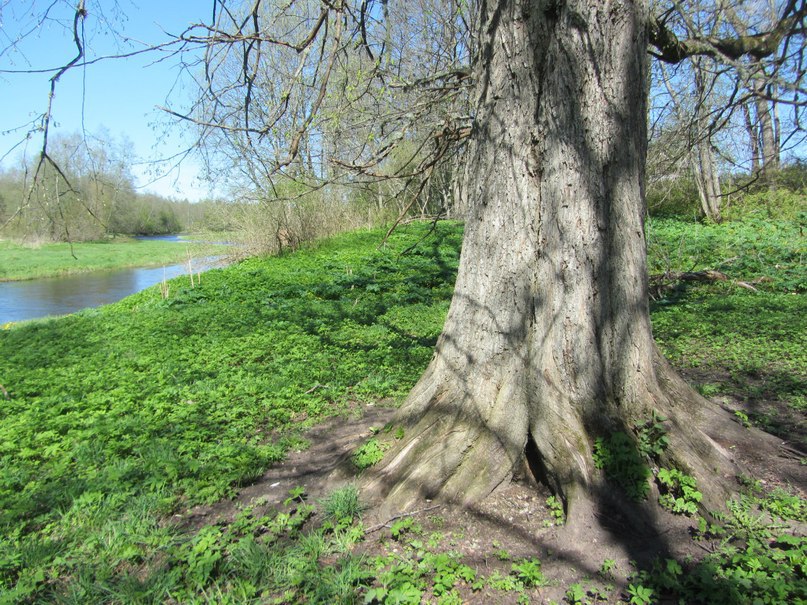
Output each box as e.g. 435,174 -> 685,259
0,132 -> 233,242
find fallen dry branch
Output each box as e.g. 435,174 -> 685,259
365,504 -> 443,534
649,270 -> 773,298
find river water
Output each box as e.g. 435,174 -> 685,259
0,257 -> 221,324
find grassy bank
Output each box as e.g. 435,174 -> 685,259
0,237 -> 229,282
0,218 -> 804,603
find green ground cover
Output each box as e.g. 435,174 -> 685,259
0,217 -> 803,603
0,222 -> 463,602
0,238 -> 228,282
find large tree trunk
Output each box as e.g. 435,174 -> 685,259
369,0 -> 740,522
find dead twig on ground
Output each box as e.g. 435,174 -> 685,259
365,504 -> 443,533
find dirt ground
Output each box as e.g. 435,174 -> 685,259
176,395 -> 806,604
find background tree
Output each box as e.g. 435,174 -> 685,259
175,0 -> 475,229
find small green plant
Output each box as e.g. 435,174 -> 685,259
353,438 -> 389,470
635,412 -> 669,460
656,468 -> 702,515
389,516 -> 421,540
626,583 -> 654,604
733,410 -> 751,428
492,540 -> 511,561
760,487 -> 806,521
593,432 -> 651,501
284,485 -> 307,505
321,485 -> 364,524
565,583 -> 586,604
511,557 -> 548,587
368,548 -> 476,604
695,382 -> 722,398
599,558 -> 616,579
545,495 -> 565,526
487,569 -> 521,591
564,582 -> 610,604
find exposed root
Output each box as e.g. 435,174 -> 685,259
364,352 -> 758,527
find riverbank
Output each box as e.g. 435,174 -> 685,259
0,236 -> 230,282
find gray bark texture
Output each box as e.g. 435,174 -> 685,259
743,101 -> 761,174
691,64 -> 722,222
692,139 -> 722,222
754,78 -> 780,173
368,0 -> 742,522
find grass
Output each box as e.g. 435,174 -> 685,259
0,215 -> 804,603
647,216 -> 806,444
0,237 -> 228,281
0,221 -> 462,602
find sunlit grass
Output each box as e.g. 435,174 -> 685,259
0,237 -> 228,281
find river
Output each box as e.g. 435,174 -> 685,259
0,258 -> 221,324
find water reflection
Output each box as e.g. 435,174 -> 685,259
0,260 -> 219,324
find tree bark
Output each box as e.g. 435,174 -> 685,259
692,139 -> 722,222
691,60 -> 722,222
369,0 -> 740,522
754,78 -> 780,174
743,101 -> 761,175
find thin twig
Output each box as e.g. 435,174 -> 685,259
365,504 -> 442,533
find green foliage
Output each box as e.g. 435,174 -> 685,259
646,175 -> 701,219
545,495 -> 565,526
1,214 -> 803,604
724,187 -> 806,222
646,164 -> 806,221
389,517 -> 422,541
593,412 -> 672,501
565,582 -> 588,604
353,438 -> 389,470
628,485 -> 806,605
511,557 -> 548,588
734,410 -> 751,428
593,432 -> 651,501
599,559 -> 616,578
646,217 -> 803,293
760,487 -> 806,522
626,583 -> 654,604
635,412 -> 669,460
650,216 -> 805,443
656,468 -> 702,515
565,582 -> 610,604
368,549 -> 477,604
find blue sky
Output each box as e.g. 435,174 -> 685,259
0,1 -> 212,200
